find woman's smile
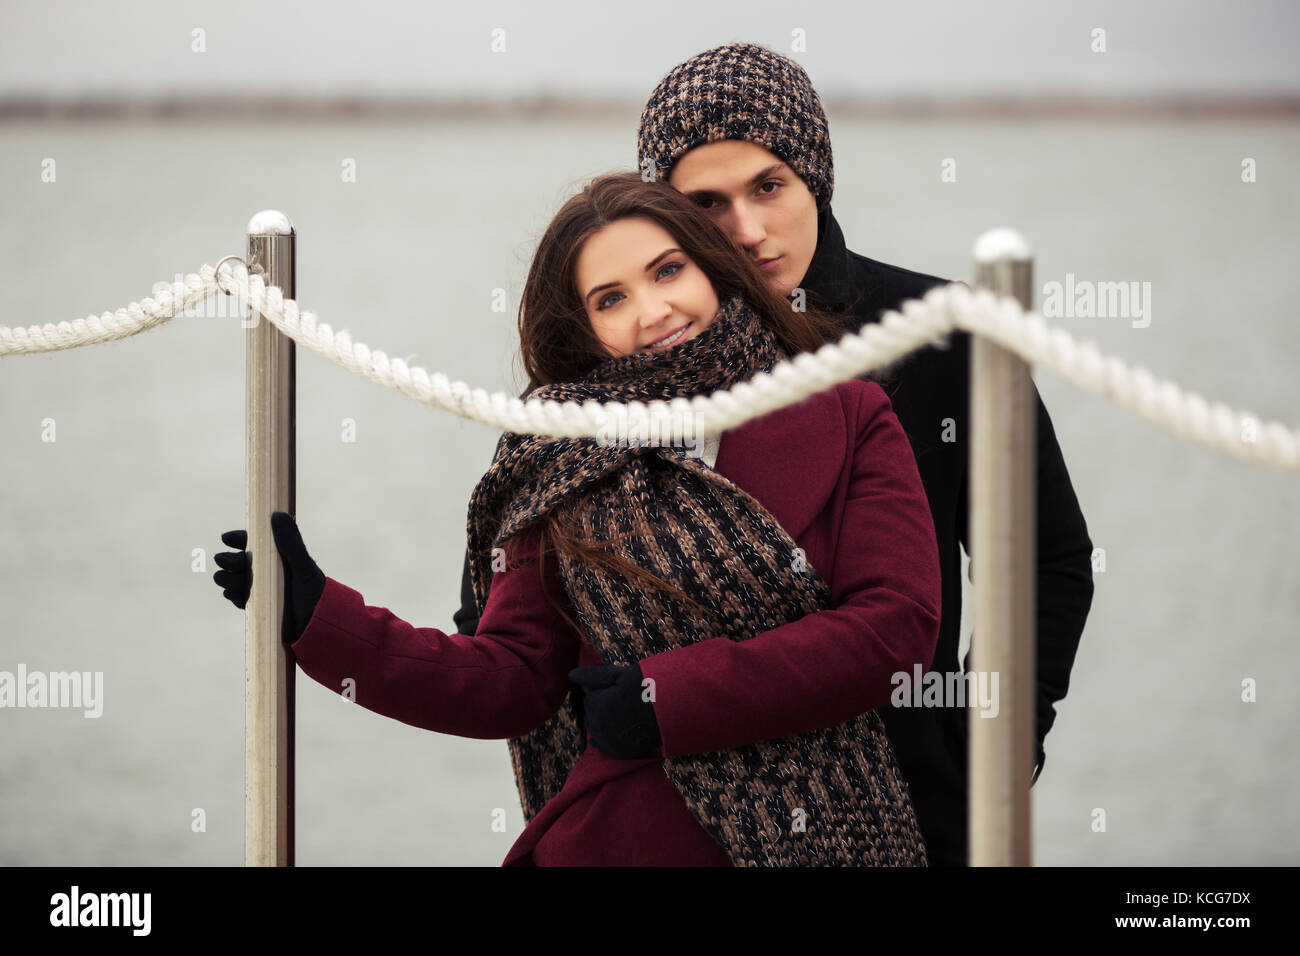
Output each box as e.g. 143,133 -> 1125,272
642,320 -> 694,351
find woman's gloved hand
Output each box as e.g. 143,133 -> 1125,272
212,530 -> 253,610
568,662 -> 662,759
211,511 -> 326,644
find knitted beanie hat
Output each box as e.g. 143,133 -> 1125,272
636,42 -> 834,210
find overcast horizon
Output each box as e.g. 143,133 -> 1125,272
2,0 -> 1298,103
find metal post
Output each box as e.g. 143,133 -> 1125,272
969,228 -> 1036,866
244,210 -> 296,866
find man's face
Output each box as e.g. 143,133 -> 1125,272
667,140 -> 820,298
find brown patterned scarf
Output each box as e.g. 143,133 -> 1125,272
466,294 -> 927,866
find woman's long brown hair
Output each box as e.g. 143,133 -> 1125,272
506,170 -> 882,637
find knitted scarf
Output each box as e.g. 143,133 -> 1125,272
466,294 -> 927,866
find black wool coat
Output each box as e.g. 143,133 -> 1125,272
451,206 -> 1096,866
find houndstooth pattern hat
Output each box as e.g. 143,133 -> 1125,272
636,41 -> 834,210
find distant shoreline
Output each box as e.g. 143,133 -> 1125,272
3,93 -> 1299,122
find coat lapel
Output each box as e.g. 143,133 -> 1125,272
711,389 -> 846,542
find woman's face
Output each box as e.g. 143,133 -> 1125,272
575,215 -> 720,359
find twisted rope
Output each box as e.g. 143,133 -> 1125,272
3,264 -> 1296,472
1,267 -> 224,355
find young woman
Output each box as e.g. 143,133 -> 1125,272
213,171 -> 942,866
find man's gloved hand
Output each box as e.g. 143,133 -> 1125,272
211,511 -> 326,644
963,645 -> 1047,786
568,662 -> 662,759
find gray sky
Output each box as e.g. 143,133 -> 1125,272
2,0 -> 1298,100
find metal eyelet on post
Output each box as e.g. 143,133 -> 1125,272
214,255 -> 250,296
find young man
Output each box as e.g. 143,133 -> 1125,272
453,41 -> 1095,866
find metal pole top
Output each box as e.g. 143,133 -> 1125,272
247,210 -> 295,237
972,228 -> 1032,264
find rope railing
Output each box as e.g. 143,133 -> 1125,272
6,223 -> 1293,870
2,261 -> 1297,472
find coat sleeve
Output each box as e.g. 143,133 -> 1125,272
452,548 -> 479,636
638,384 -> 943,759
453,386 -> 537,637
957,383 -> 1095,783
289,525 -> 583,740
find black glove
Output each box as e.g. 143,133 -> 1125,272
212,530 -> 253,609
212,511 -> 326,644
568,662 -> 662,759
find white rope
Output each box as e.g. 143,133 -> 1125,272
0,267 -> 224,354
3,264 -> 1297,472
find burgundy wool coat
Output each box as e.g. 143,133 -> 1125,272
288,377 -> 942,866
